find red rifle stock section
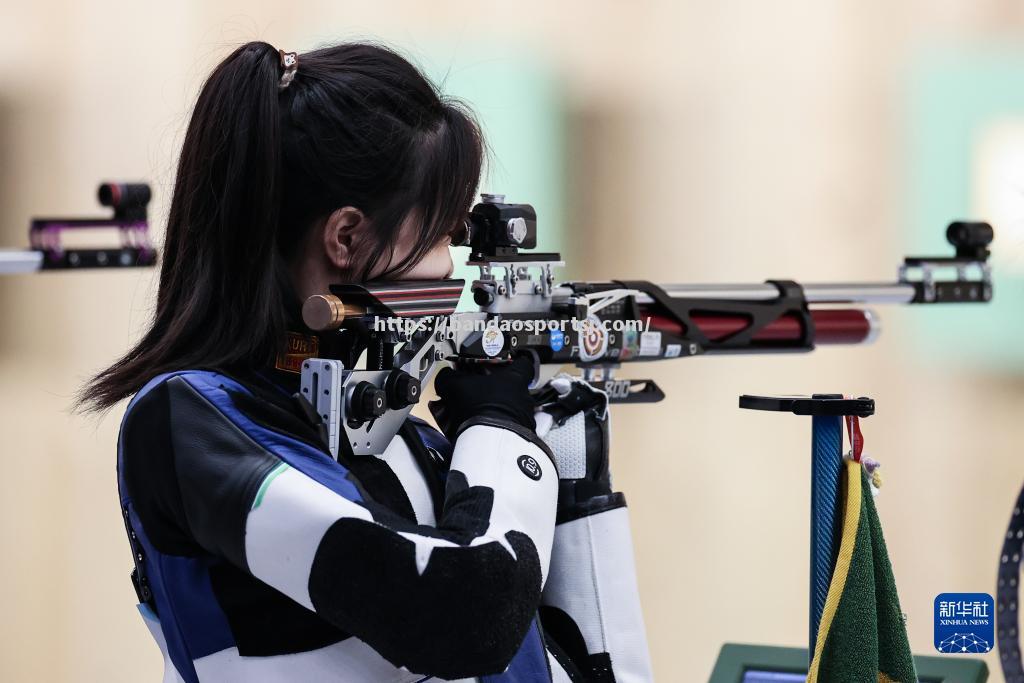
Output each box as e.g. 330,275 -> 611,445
643,308 -> 873,346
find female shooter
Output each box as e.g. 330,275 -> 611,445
83,42 -> 652,682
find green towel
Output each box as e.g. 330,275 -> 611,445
807,460 -> 918,683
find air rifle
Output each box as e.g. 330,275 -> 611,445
0,182 -> 157,274
297,193 -> 993,458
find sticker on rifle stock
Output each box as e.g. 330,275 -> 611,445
619,328 -> 639,361
639,331 -> 662,356
481,326 -> 504,357
549,328 -> 565,352
578,313 -> 608,362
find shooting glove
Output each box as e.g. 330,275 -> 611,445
430,354 -> 537,439
534,374 -> 613,509
534,376 -> 655,680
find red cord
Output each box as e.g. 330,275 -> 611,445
844,409 -> 864,462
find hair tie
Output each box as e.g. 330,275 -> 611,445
278,50 -> 298,90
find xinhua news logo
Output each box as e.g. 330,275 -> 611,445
933,593 -> 994,654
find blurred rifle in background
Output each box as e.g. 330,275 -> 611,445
0,182 -> 156,274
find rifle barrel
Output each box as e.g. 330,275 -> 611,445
0,249 -> 43,274
655,282 -> 914,305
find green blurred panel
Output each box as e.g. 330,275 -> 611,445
908,47 -> 1024,371
419,49 -> 565,308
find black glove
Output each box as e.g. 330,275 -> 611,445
429,354 -> 537,439
535,376 -> 613,508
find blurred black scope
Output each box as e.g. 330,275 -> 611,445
97,182 -> 151,222
946,221 -> 993,261
456,194 -> 537,258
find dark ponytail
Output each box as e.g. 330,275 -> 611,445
80,41 -> 483,411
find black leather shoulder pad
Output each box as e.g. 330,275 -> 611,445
163,376 -> 280,569
121,380 -> 198,556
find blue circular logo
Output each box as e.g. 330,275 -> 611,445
549,328 -> 565,353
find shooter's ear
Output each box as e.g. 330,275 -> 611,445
322,206 -> 367,272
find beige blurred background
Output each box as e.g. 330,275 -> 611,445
2,1 -> 1023,681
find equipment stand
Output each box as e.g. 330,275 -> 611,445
739,394 -> 875,660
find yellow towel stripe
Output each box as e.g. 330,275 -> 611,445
807,459 -> 862,683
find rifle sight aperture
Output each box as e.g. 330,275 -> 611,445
946,221 -> 994,261
97,183 -> 151,222
458,194 -> 538,259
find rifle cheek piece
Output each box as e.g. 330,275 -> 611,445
303,294 -> 365,332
